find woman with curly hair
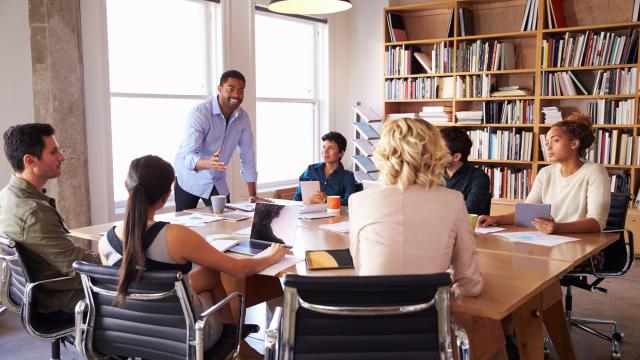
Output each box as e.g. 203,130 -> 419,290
478,112 -> 611,235
348,118 -> 484,297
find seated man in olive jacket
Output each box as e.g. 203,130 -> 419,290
0,123 -> 100,321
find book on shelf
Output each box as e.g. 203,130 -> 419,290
542,29 -> 639,68
480,165 -> 531,200
386,112 -> 419,120
458,7 -> 474,37
439,76 -> 454,99
446,6 -> 455,38
634,0 -> 640,22
587,129 -> 633,165
457,74 -> 495,98
386,45 -> 421,76
455,111 -> 483,124
385,77 -> 450,100
387,13 -> 407,42
542,106 -> 562,124
539,134 -> 549,161
456,40 -> 515,72
609,170 -> 631,194
468,129 -> 533,161
432,41 -> 453,73
420,106 -> 452,123
592,68 -> 637,95
520,0 -> 538,32
587,99 -> 635,125
482,100 -> 534,125
490,89 -> 530,97
541,71 -> 588,96
546,0 -> 567,29
413,52 -> 433,73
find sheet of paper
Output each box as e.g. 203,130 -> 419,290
205,238 -> 239,252
299,203 -> 330,214
259,255 -> 305,276
299,212 -> 339,220
319,221 -> 350,234
169,214 -> 220,227
233,226 -> 252,236
226,202 -> 255,212
300,181 -> 321,203
496,232 -> 580,247
475,226 -> 506,234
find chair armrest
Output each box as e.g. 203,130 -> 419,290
594,228 -> 634,277
74,299 -> 87,359
195,292 -> 245,360
264,307 -> 282,360
21,275 -> 77,339
452,320 -> 470,360
24,275 -> 76,314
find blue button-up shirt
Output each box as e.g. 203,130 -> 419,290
175,98 -> 257,198
293,162 -> 358,206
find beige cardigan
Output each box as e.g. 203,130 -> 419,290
349,183 -> 484,297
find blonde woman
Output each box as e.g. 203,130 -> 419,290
348,118 -> 484,297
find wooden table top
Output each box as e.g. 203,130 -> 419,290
70,207 -> 617,320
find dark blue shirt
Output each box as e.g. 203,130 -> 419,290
444,162 -> 492,215
293,162 -> 358,206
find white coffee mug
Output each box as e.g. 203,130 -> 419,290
210,195 -> 227,213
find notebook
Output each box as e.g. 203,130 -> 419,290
515,203 -> 551,227
305,249 -> 354,270
228,203 -> 300,256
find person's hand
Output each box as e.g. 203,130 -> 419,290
261,243 -> 287,263
308,191 -> 327,204
207,149 -> 227,171
477,215 -> 496,227
249,195 -> 273,203
531,216 -> 557,234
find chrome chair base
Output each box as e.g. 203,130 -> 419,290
569,316 -> 622,359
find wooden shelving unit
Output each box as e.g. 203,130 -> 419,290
383,0 -> 640,254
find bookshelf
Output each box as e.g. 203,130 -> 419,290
383,0 -> 640,254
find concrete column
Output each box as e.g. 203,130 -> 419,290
28,0 -> 92,236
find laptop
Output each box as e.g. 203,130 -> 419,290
227,203 -> 300,255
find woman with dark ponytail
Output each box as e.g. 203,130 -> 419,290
478,112 -> 611,234
99,155 -> 286,349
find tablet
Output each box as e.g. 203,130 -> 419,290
515,203 -> 552,227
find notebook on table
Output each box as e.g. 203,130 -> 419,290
305,249 -> 354,270
228,203 -> 300,256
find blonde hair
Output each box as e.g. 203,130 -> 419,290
374,118 -> 452,191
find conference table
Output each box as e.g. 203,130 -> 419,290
70,206 -> 617,360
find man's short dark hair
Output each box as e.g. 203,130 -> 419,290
322,131 -> 347,154
219,70 -> 246,86
3,123 -> 55,172
440,127 -> 472,163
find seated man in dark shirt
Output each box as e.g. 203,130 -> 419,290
293,131 -> 358,206
440,127 -> 491,215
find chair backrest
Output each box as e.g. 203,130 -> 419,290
280,273 -> 453,360
73,261 -> 196,360
602,192 -> 634,273
0,236 -> 31,312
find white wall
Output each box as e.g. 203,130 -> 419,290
328,0 -> 387,168
0,0 -> 34,185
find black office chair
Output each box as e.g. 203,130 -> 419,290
560,192 -> 635,359
264,273 -> 470,360
0,235 -> 76,360
72,261 -> 258,360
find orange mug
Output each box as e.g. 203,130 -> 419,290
327,195 -> 341,214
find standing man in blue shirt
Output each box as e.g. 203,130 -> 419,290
293,131 -> 358,206
174,70 -> 259,211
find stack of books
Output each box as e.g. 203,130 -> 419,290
542,107 -> 562,124
491,86 -> 530,97
455,111 -> 483,124
420,106 -> 453,123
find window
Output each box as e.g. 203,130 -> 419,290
105,0 -> 221,205
255,10 -> 328,187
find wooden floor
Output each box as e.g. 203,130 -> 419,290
1,264 -> 639,359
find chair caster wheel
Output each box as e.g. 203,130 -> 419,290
612,332 -> 623,342
611,351 -> 621,360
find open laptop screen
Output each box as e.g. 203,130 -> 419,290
249,203 -> 299,247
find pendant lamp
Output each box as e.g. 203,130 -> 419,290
267,0 -> 352,15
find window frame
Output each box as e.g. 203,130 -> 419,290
254,8 -> 328,189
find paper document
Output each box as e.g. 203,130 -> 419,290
259,255 -> 305,276
300,181 -> 320,203
233,226 -> 252,236
318,221 -> 350,234
169,214 -> 219,227
497,232 -> 580,247
205,237 -> 239,252
299,203 -> 329,214
475,226 -> 506,234
299,212 -> 339,220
